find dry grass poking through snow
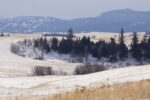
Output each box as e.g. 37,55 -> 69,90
44,80 -> 150,100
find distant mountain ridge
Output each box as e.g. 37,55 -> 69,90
0,9 -> 150,33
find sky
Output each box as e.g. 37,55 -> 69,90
0,0 -> 150,19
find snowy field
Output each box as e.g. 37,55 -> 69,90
0,34 -> 81,77
0,32 -> 149,98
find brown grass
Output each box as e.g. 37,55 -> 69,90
3,79 -> 150,100
44,80 -> 150,100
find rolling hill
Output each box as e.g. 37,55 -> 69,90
0,9 -> 150,33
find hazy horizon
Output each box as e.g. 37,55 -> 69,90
0,0 -> 150,19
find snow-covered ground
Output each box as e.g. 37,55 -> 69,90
1,65 -> 150,97
0,33 -> 149,98
74,32 -> 145,39
0,34 -> 80,77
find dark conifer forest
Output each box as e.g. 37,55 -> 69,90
11,28 -> 150,64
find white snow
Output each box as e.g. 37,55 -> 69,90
0,65 -> 150,97
0,34 -> 80,78
74,32 -> 146,39
0,33 -> 149,97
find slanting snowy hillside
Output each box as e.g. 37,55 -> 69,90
0,34 -> 150,98
0,34 -> 81,77
1,65 -> 150,97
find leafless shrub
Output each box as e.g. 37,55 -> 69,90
10,43 -> 20,55
33,66 -> 68,76
34,66 -> 52,76
75,64 -> 107,75
52,70 -> 68,75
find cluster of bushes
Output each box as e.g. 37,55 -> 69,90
33,64 -> 107,76
75,64 -> 107,75
34,66 -> 52,76
33,66 -> 67,76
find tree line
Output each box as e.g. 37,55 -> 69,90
48,28 -> 150,63
11,28 -> 150,64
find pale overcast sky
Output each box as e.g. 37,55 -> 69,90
0,0 -> 150,19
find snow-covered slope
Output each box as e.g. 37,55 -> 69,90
1,65 -> 150,97
0,34 -> 150,98
0,34 -> 80,77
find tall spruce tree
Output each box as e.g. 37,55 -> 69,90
140,35 -> 147,59
145,36 -> 150,59
66,28 -> 74,53
43,37 -> 50,53
51,38 -> 58,51
67,28 -> 74,40
131,32 -> 142,63
109,38 -> 118,62
118,28 -> 128,60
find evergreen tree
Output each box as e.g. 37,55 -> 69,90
34,39 -> 38,48
97,45 -> 102,59
67,28 -> 74,40
140,35 -> 147,59
97,41 -> 109,59
144,36 -> 150,59
130,32 -> 142,63
59,38 -> 72,54
73,38 -> 81,55
90,43 -> 97,58
59,38 -> 65,53
109,38 -> 118,62
43,37 -> 50,53
51,38 -> 58,51
84,45 -> 89,63
101,44 -> 109,58
118,28 -> 128,60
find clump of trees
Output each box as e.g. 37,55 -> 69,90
50,28 -> 128,63
11,28 -> 150,64
11,37 -> 50,60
